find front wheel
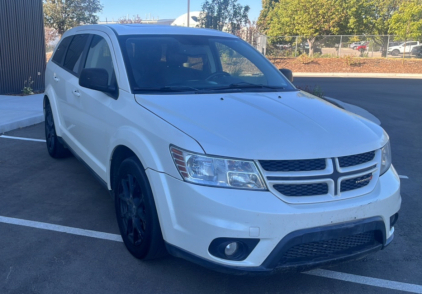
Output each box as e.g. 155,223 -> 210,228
115,157 -> 167,260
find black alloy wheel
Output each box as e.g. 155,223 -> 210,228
115,157 -> 167,260
118,173 -> 148,247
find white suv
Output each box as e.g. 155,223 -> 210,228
388,41 -> 420,56
44,24 -> 401,274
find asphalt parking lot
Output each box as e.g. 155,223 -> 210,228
1,78 -> 421,294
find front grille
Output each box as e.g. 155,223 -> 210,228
259,159 -> 326,172
273,183 -> 328,196
338,151 -> 375,168
341,173 -> 373,192
279,231 -> 377,264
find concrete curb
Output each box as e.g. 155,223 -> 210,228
0,113 -> 44,134
294,72 -> 422,79
0,94 -> 44,133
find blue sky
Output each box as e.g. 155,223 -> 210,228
98,0 -> 262,22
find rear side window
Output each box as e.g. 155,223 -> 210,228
63,34 -> 89,74
52,36 -> 72,65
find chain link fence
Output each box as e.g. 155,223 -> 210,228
252,35 -> 422,59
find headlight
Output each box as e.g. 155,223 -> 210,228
380,141 -> 392,176
170,146 -> 266,190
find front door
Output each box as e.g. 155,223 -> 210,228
65,33 -> 119,180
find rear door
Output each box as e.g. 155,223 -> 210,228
407,42 -> 418,52
47,36 -> 73,129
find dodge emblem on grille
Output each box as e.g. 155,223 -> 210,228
356,175 -> 373,184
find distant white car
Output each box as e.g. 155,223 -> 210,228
44,24 -> 401,274
388,41 -> 420,56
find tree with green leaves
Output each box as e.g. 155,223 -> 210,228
257,0 -> 279,32
390,0 -> 422,59
347,0 -> 405,57
44,0 -> 103,36
266,0 -> 350,56
199,0 -> 250,34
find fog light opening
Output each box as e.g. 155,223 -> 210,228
224,242 -> 239,256
208,238 -> 260,261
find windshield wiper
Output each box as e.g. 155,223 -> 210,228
133,85 -> 200,92
211,82 -> 285,91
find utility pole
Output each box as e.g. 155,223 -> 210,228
187,0 -> 190,27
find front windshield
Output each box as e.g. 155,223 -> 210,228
119,35 -> 296,94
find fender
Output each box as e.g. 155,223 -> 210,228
106,124 -> 203,190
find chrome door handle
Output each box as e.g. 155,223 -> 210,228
73,90 -> 80,97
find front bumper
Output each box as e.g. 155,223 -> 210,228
146,166 -> 401,273
166,216 -> 394,274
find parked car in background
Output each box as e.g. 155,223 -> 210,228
44,24 -> 401,274
388,42 -> 402,48
388,41 -> 420,56
299,43 -> 322,55
349,41 -> 366,49
277,44 -> 292,49
356,42 -> 369,52
410,45 -> 422,58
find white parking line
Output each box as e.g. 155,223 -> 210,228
0,215 -> 122,242
304,269 -> 422,293
399,175 -> 409,179
0,135 -> 46,142
1,218 -> 421,292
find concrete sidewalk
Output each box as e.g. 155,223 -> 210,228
0,94 -> 44,133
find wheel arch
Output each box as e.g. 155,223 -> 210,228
42,91 -> 64,137
106,124 -> 190,191
109,145 -> 139,192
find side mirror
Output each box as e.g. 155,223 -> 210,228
79,68 -> 117,97
279,68 -> 293,83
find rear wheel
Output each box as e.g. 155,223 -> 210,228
115,157 -> 167,260
44,101 -> 70,158
392,49 -> 400,56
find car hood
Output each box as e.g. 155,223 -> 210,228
135,91 -> 388,160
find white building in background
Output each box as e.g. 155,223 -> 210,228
171,11 -> 201,27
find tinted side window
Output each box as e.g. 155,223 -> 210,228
84,35 -> 115,86
52,36 -> 72,65
63,34 -> 89,74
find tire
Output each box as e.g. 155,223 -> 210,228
115,157 -> 167,260
392,49 -> 400,56
44,101 -> 70,158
